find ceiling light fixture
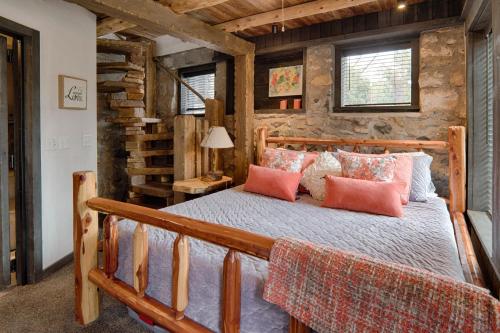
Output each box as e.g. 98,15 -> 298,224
397,2 -> 407,10
281,0 -> 286,32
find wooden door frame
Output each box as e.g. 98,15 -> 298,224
0,16 -> 42,287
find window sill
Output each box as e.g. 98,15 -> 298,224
333,106 -> 420,113
467,210 -> 492,257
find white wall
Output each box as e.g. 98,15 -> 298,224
0,0 -> 97,269
154,34 -> 199,56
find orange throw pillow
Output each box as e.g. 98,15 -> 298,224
322,176 -> 405,217
244,165 -> 302,202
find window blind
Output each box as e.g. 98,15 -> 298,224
180,71 -> 215,115
341,48 -> 412,107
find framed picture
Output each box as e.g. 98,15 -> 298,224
268,65 -> 303,97
58,75 -> 87,110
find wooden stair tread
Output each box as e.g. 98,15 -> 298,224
97,39 -> 144,55
98,80 -> 142,93
131,182 -> 173,198
130,149 -> 174,157
127,133 -> 173,141
97,61 -> 144,73
108,117 -> 162,124
127,167 -> 174,176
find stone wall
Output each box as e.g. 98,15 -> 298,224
254,25 -> 466,196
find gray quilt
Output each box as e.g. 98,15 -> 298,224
116,186 -> 464,333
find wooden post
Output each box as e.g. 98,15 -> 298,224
289,317 -> 311,333
103,214 -> 119,279
222,250 -> 241,333
73,171 -> 99,324
234,52 -> 255,185
144,40 -> 156,118
133,223 -> 149,297
174,115 -> 196,203
205,98 -> 224,126
448,126 -> 466,213
255,127 -> 268,166
172,234 -> 190,320
195,118 -> 210,177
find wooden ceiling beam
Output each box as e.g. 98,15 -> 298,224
66,0 -> 254,56
96,17 -> 137,37
215,0 -> 377,32
163,0 -> 230,14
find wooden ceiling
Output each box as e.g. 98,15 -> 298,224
96,0 -> 429,39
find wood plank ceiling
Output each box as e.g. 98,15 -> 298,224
99,0 -> 428,39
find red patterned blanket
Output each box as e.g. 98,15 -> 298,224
263,237 -> 500,333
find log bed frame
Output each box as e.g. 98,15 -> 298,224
73,125 -> 484,333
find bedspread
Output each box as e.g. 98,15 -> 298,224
116,186 -> 464,333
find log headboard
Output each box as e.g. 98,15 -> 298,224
255,126 -> 466,215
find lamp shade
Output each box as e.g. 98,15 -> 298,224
200,126 -> 234,149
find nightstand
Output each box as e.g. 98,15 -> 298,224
173,176 -> 232,203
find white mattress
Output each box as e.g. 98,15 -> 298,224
116,186 -> 464,332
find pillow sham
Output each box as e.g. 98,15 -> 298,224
337,151 -> 396,182
300,152 -> 342,201
244,164 -> 302,202
392,152 -> 436,202
322,176 -> 405,218
261,148 -> 305,173
302,151 -> 319,172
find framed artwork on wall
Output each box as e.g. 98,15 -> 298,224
58,75 -> 87,110
268,65 -> 303,97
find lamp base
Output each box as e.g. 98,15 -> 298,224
202,170 -> 223,182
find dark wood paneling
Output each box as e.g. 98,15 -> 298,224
254,49 -> 305,112
0,36 -> 10,288
249,0 -> 462,54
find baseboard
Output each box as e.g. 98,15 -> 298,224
42,252 -> 73,280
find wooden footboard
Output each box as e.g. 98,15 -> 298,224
73,171 -> 310,332
73,127 -> 483,332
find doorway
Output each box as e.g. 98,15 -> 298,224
0,17 -> 41,289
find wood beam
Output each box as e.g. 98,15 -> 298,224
164,0 -> 230,14
96,17 -> 136,37
215,0 -> 375,32
66,0 -> 254,56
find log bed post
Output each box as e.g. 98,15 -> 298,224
172,234 -> 190,320
73,171 -> 100,325
134,223 -> 149,297
103,214 -> 119,279
448,126 -> 466,213
256,127 -> 268,166
222,250 -> 241,333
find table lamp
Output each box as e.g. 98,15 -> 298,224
201,126 -> 234,181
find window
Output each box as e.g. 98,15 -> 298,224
334,41 -> 419,112
179,65 -> 215,115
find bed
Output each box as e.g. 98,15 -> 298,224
72,125 -> 484,333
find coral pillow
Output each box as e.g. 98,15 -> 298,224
322,176 -> 405,217
244,165 -> 302,202
337,150 -> 412,204
261,148 -> 305,172
301,151 -> 319,172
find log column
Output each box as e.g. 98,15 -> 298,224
255,127 -> 268,166
234,52 -> 255,184
73,171 -> 100,324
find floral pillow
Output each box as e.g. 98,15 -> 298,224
337,151 -> 396,182
261,148 -> 305,173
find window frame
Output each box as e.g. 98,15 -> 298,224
333,39 -> 420,113
177,63 -> 216,116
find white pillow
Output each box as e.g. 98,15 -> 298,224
301,152 -> 342,201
